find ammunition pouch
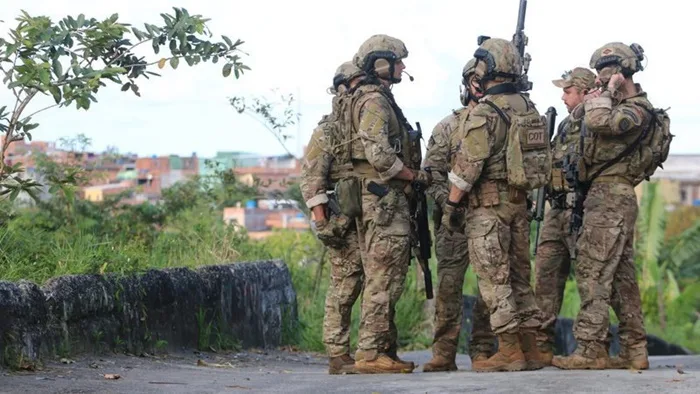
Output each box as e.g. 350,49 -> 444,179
334,177 -> 362,219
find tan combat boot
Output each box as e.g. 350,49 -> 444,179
355,353 -> 415,374
387,348 -> 416,371
471,353 -> 491,364
328,354 -> 357,375
607,347 -> 649,370
520,330 -> 553,370
423,354 -> 458,372
472,333 -> 527,372
552,343 -> 609,370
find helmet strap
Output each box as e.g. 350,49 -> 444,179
484,83 -> 518,96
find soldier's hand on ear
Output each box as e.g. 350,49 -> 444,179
607,73 -> 625,92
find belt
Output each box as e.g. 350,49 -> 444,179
592,175 -> 632,186
469,180 -> 527,208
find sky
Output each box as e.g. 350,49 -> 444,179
0,0 -> 697,160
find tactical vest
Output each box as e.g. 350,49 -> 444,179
349,84 -> 417,176
550,114 -> 582,194
582,95 -> 655,185
472,93 -> 549,184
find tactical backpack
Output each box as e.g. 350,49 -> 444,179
482,97 -> 552,190
583,104 -> 673,186
635,106 -> 673,182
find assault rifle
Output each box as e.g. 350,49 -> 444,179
513,0 -> 533,92
533,106 -> 557,255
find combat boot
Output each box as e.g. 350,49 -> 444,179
607,347 -> 649,370
470,353 -> 491,364
552,342 -> 609,370
387,348 -> 416,371
355,353 -> 415,374
519,330 -> 553,370
422,354 -> 458,372
472,332 -> 527,372
328,354 -> 357,375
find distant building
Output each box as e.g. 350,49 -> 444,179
82,181 -> 133,202
635,154 -> 700,208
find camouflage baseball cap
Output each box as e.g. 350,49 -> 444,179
552,67 -> 596,90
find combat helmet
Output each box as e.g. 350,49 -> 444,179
589,42 -> 645,77
473,37 -> 521,82
460,57 -> 478,106
353,34 -> 408,83
331,61 -> 364,94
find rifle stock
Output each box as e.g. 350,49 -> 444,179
533,106 -> 557,255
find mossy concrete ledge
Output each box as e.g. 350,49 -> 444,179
0,260 -> 297,367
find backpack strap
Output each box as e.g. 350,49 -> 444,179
585,102 -> 656,183
482,99 -> 511,128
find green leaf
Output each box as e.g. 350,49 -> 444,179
49,85 -> 62,104
9,188 -> 20,202
152,39 -> 160,54
169,39 -> 177,52
23,123 -> 39,132
38,69 -> 51,86
185,56 -> 194,66
222,63 -> 232,77
77,14 -> 85,27
170,57 -> 179,69
121,82 -> 131,91
52,58 -> 63,78
222,35 -> 233,48
212,55 -> 218,64
25,131 -> 32,141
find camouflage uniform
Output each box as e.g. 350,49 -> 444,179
534,68 -> 596,353
422,59 -> 495,373
300,61 -> 365,374
349,34 -> 430,374
444,38 -> 548,372
553,42 -> 650,370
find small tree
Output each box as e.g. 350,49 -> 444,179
0,8 -> 249,200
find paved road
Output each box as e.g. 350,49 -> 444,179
1,349 -> 697,393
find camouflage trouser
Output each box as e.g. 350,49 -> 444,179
573,182 -> 647,357
431,224 -> 495,360
534,207 -> 575,347
322,223 -> 364,358
465,200 -> 542,335
355,179 -> 412,361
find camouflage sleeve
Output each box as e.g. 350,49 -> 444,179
300,125 -> 331,208
447,114 -> 491,192
356,95 -> 404,180
423,115 -> 454,207
584,92 -> 650,136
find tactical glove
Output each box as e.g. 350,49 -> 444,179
313,215 -> 351,249
442,200 -> 465,234
412,169 -> 433,187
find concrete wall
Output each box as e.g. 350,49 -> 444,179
0,260 -> 297,366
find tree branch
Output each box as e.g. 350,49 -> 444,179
21,103 -> 60,122
241,111 -> 298,159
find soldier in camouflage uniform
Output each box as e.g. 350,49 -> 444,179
442,37 -> 549,372
422,58 -> 495,372
553,42 -> 651,370
300,61 -> 365,374
348,34 -> 432,374
533,67 -> 596,361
